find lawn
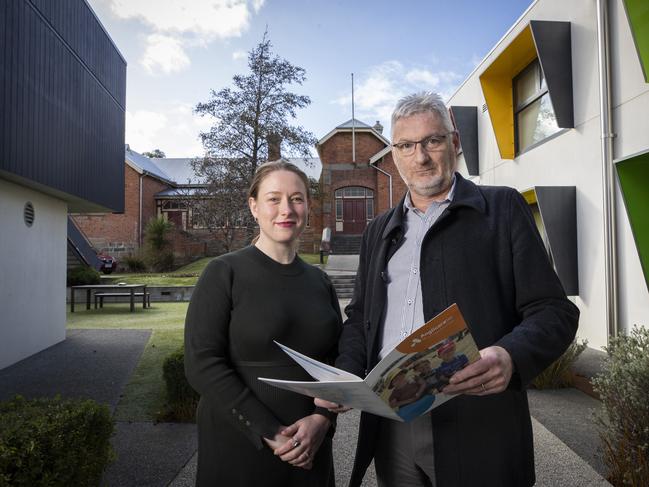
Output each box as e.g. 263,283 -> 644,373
67,303 -> 188,421
110,253 -> 326,285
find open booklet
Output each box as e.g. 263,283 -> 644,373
259,303 -> 480,422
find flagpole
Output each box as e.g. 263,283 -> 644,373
351,73 -> 356,163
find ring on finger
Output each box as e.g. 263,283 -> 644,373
481,383 -> 486,393
292,439 -> 300,448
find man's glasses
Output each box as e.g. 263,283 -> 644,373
392,131 -> 455,157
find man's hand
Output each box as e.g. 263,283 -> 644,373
314,397 -> 352,413
442,346 -> 513,395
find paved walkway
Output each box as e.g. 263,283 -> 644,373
0,327 -> 611,486
325,254 -> 359,273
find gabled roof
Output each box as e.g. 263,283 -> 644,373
317,118 -> 390,146
124,145 -> 175,185
153,158 -> 205,185
336,118 -> 372,129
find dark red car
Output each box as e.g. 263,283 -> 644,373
98,254 -> 118,274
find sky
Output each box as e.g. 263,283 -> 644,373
87,0 -> 534,158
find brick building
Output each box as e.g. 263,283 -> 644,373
316,119 -> 407,252
71,118 -> 408,262
71,145 -> 174,259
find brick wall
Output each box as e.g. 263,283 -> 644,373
375,152 -> 408,215
318,132 -> 386,163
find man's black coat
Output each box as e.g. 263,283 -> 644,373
336,173 -> 579,487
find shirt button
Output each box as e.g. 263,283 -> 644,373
407,299 -> 413,305
412,268 -> 418,274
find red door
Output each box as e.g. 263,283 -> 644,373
342,199 -> 366,234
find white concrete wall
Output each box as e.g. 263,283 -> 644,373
0,179 -> 67,369
449,0 -> 649,349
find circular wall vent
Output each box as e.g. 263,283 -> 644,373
24,202 -> 35,227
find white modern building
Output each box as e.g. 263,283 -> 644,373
448,0 -> 649,349
0,0 -> 126,369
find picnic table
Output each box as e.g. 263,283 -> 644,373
70,284 -> 148,312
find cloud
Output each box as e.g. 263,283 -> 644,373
141,34 -> 190,74
125,104 -> 212,157
333,61 -> 465,133
104,0 -> 265,75
232,50 -> 247,61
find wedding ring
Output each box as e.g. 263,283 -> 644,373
481,383 -> 487,393
292,439 -> 300,448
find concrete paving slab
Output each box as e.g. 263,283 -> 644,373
532,417 -> 611,486
326,255 -> 359,272
0,328 -> 151,412
528,388 -> 606,477
103,421 -> 197,487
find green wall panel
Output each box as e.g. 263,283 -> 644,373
616,151 -> 649,290
623,0 -> 649,82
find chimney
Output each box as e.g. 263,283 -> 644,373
267,133 -> 282,161
373,121 -> 383,134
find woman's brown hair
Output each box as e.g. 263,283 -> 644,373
248,159 -> 311,202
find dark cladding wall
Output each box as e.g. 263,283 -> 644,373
0,0 -> 126,212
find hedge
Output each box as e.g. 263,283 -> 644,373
161,347 -> 199,422
0,396 -> 114,486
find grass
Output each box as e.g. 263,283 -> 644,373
114,328 -> 184,421
67,303 -> 188,421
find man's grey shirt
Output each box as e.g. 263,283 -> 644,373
378,178 -> 456,359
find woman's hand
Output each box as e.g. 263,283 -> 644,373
273,414 -> 331,469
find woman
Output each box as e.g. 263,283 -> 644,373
184,160 -> 342,486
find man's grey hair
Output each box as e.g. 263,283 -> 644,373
391,92 -> 454,135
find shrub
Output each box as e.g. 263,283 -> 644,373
160,347 -> 199,422
123,254 -> 147,272
0,395 -> 114,486
147,251 -> 175,273
67,266 -> 101,286
532,338 -> 588,389
592,326 -> 649,486
144,217 -> 175,272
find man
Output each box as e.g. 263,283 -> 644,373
318,92 -> 579,486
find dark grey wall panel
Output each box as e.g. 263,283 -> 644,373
530,21 -> 574,129
535,186 -> 579,296
0,0 -> 125,212
450,106 -> 479,176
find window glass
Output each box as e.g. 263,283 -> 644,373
514,62 -> 539,109
366,198 -> 374,220
335,199 -> 343,221
335,189 -> 343,198
366,189 -> 374,197
517,93 -> 560,152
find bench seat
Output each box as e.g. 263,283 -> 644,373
94,292 -> 151,309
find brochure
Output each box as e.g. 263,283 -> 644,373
258,303 -> 480,422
